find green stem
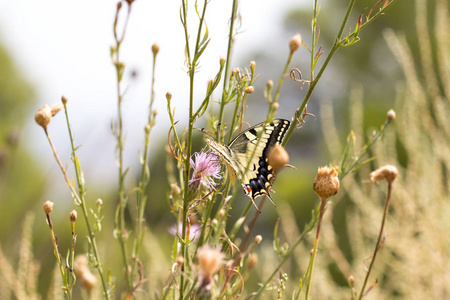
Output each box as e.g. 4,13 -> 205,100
358,182 -> 392,299
217,0 -> 239,140
305,198 -> 327,300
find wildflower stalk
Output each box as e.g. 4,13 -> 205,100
304,198 -> 326,300
112,1 -> 133,290
62,101 -> 110,299
217,0 -> 239,140
358,181 -> 394,299
282,0 -> 399,147
179,0 -> 210,296
130,43 -> 159,288
44,202 -> 72,300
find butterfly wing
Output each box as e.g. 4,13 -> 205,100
227,119 -> 290,200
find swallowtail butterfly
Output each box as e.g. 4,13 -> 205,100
206,119 -> 290,204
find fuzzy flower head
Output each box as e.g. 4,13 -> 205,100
370,165 -> 398,184
313,166 -> 340,200
189,151 -> 222,191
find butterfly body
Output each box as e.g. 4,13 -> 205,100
206,119 -> 290,201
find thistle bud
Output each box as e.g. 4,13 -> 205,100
247,253 -> 258,270
289,33 -> 302,53
151,43 -> 160,56
313,166 -> 340,200
370,165 -> 398,184
387,109 -> 396,122
254,235 -> 262,244
43,201 -> 54,215
166,92 -> 172,102
61,95 -> 68,105
268,144 -> 289,175
245,86 -> 254,94
69,210 -> 78,223
35,105 -> 52,130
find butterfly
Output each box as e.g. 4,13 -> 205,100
206,119 -> 290,206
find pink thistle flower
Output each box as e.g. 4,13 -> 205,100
189,151 -> 222,190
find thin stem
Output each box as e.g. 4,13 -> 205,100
358,182 -> 393,299
217,0 -> 239,140
305,198 -> 327,300
44,128 -> 109,299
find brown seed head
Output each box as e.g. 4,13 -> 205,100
43,200 -> 54,215
166,92 -> 172,102
313,166 -> 340,200
268,144 -> 289,175
370,165 -> 398,184
289,33 -> 302,53
35,105 -> 52,130
50,103 -> 63,116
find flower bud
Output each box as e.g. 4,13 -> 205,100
61,95 -> 68,105
247,253 -> 258,270
96,198 -> 103,206
43,201 -> 54,215
35,105 -> 52,130
289,33 -> 302,53
166,92 -> 172,102
387,109 -> 396,121
151,43 -> 160,56
268,145 -> 289,175
313,166 -> 340,200
370,165 -> 398,184
254,235 -> 263,244
245,86 -> 254,94
69,210 -> 78,223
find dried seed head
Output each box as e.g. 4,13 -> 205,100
289,33 -> 302,53
43,201 -> 54,215
50,103 -> 63,116
197,245 -> 225,279
348,275 -> 355,284
387,109 -> 396,122
370,165 -> 398,184
177,255 -> 185,265
247,253 -> 258,270
245,86 -> 254,94
254,235 -> 263,244
74,255 -> 97,292
35,105 -> 52,130
268,144 -> 289,175
69,210 -> 77,223
313,166 -> 340,200
151,43 -> 160,56
96,198 -> 103,206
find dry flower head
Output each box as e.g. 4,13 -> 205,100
43,200 -> 54,215
313,166 -> 340,200
370,165 -> 398,184
268,144 -> 289,175
289,33 -> 302,53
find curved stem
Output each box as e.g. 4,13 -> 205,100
358,182 -> 393,299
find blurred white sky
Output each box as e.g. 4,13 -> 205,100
0,0 -> 305,188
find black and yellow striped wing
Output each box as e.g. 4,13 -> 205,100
206,119 -> 290,200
